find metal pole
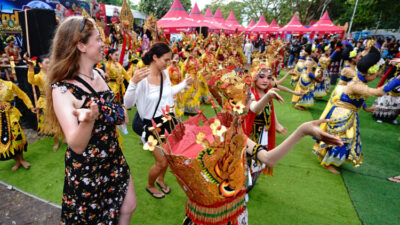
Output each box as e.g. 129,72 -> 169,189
347,0 -> 359,38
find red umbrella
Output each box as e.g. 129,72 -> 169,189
279,14 -> 308,34
157,0 -> 195,34
189,3 -> 218,29
224,11 -> 245,33
248,14 -> 269,34
308,11 -> 344,35
266,19 -> 281,34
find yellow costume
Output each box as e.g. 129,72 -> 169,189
27,69 -> 55,135
319,62 -> 356,119
291,55 -> 318,108
314,46 -> 385,168
106,61 -> 131,103
182,57 -> 201,113
291,52 -> 306,86
314,54 -> 332,97
167,63 -> 185,117
0,79 -> 33,160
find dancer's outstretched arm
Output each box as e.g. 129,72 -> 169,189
246,119 -> 343,167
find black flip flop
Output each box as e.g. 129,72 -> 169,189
156,181 -> 171,194
146,187 -> 165,199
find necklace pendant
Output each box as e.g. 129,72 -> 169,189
91,76 -> 94,80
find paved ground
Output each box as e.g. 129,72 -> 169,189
0,128 -> 59,225
0,182 -> 61,225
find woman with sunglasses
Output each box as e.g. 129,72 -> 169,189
124,42 -> 193,199
46,17 -> 136,224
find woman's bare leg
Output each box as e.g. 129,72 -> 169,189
118,176 -> 137,225
147,147 -> 168,197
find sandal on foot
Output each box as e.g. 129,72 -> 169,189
146,187 -> 165,199
156,181 -> 171,194
387,176 -> 400,183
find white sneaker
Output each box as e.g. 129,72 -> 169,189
377,120 -> 383,123
393,120 -> 398,125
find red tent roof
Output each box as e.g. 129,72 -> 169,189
279,14 -> 308,34
212,8 -> 232,31
157,0 -> 194,34
189,3 -> 218,29
247,18 -> 256,29
309,11 -> 344,34
266,19 -> 280,34
224,11 -> 244,32
248,14 -> 269,34
204,6 -> 213,18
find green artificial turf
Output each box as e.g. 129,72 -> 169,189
309,79 -> 400,225
0,75 -> 367,225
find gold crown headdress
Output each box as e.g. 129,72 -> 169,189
119,0 -> 134,31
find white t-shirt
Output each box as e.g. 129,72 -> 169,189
124,70 -> 187,119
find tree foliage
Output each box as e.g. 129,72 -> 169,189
204,0 -> 247,25
200,0 -> 399,31
327,0 -> 400,31
138,0 -> 191,19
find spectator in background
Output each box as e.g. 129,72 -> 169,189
354,41 -> 365,53
259,40 -> 266,53
244,40 -> 254,64
288,40 -> 300,68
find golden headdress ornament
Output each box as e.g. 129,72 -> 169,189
119,0 -> 134,31
143,14 -> 157,33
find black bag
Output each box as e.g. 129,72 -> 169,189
74,76 -> 126,125
132,112 -> 145,135
132,72 -> 164,136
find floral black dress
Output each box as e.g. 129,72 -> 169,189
52,81 -> 130,225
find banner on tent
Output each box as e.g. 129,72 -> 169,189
1,0 -> 91,22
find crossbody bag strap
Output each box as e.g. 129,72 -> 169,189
152,72 -> 164,119
75,76 -> 98,96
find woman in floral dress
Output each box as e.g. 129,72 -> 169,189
46,16 -> 136,224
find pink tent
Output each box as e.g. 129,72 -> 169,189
308,19 -> 316,27
224,11 -> 245,32
157,0 -> 195,34
309,11 -> 344,35
266,19 -> 280,34
248,14 -> 269,34
189,3 -> 218,29
279,14 -> 308,34
204,6 -> 213,18
213,8 -> 233,31
246,18 -> 256,31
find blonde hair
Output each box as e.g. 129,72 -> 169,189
45,16 -> 96,138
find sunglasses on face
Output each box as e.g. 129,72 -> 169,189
79,17 -> 87,32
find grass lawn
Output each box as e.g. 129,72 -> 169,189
2,75 -> 396,224
309,79 -> 400,225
